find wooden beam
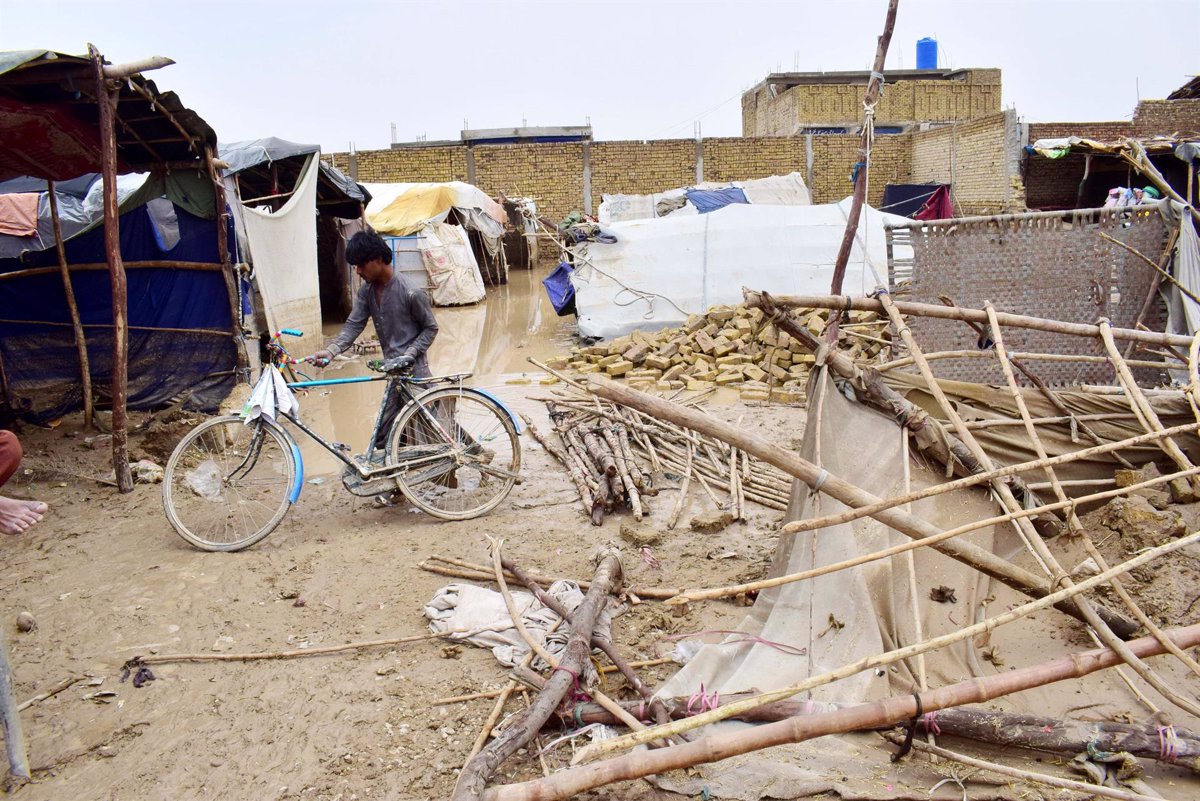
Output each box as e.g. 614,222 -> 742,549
205,146 -> 249,376
0,261 -> 223,282
90,44 -> 134,493
47,180 -> 94,429
103,56 -> 174,79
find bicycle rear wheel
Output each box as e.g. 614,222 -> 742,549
163,415 -> 296,551
387,387 -> 520,520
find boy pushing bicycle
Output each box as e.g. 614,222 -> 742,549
310,230 -> 439,452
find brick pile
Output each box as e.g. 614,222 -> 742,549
555,303 -> 890,404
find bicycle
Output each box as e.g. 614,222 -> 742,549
162,329 -> 522,552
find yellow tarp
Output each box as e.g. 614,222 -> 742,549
366,181 -> 507,236
369,185 -> 460,236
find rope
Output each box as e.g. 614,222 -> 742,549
920,710 -> 941,735
892,692 -> 923,762
1157,724 -> 1180,763
686,683 -> 721,715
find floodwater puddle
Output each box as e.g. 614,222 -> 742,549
291,267 -> 576,474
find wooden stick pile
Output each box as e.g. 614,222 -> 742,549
526,361 -> 793,525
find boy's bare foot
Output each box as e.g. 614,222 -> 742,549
0,496 -> 46,535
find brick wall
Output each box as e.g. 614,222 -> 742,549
809,134 -> 912,206
744,68 -> 1001,136
328,145 -> 467,184
900,207 -> 1167,385
910,111 -> 1024,216
471,143 -> 585,224
1023,122 -> 1134,210
1133,99 -> 1200,136
589,140 -> 695,212
702,136 -> 806,183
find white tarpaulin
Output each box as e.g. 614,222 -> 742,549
418,222 -> 486,306
241,153 -> 323,356
598,172 -> 811,224
573,198 -> 908,339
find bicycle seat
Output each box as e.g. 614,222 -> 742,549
368,357 -> 415,375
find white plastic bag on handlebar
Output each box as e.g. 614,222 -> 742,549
242,365 -> 299,424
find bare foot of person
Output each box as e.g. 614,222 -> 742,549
0,496 -> 46,535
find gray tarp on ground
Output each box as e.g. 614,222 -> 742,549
652,368 -> 1200,800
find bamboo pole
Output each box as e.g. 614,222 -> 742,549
667,442 -> 693,530
827,0 -> 899,304
0,260 -> 225,282
453,547 -> 623,800
90,44 -> 133,493
485,623 -> 1200,801
876,348 -> 1171,372
986,304 -> 1200,705
781,420 -> 1200,537
0,630 -> 30,785
205,144 -> 249,376
519,414 -> 593,517
1123,228 -> 1180,360
670,463 -> 1200,605
1101,230 -> 1200,305
746,292 -> 1196,349
418,557 -> 681,601
588,377 -> 1134,635
46,179 -> 94,429
881,293 -> 1186,715
899,738 -> 1173,801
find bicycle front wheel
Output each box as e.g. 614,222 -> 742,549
163,415 -> 296,551
388,387 -> 520,520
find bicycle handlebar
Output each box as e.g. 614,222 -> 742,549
277,328 -> 303,338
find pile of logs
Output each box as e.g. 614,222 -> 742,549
553,302 -> 889,403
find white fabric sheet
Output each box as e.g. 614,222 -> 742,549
573,199 -> 907,339
241,154 -> 323,356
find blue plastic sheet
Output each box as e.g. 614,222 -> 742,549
0,203 -> 236,422
542,262 -> 576,317
685,187 -> 748,215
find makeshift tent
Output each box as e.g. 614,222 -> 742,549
363,181 -> 503,304
0,48 -> 233,443
650,368 -> 1200,799
571,199 -> 908,339
220,138 -> 369,350
0,177 -> 236,422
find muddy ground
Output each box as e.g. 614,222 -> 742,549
3,270 -> 1200,801
1,388 -> 800,801
0,270 -> 807,800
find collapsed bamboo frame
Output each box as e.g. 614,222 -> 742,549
485,624 -> 1200,801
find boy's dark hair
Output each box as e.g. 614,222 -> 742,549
345,230 -> 393,266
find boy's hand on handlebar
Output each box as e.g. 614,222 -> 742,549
309,349 -> 333,368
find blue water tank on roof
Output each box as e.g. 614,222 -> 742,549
916,37 -> 938,70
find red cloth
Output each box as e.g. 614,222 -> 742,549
915,185 -> 954,221
0,193 -> 39,237
0,431 -> 21,487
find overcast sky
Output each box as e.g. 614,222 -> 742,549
1,0 -> 1195,153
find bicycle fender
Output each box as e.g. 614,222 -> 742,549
288,438 -> 304,503
470,389 -> 523,434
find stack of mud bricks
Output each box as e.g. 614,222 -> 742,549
556,303 -> 889,405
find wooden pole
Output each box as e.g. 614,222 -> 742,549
46,180 -> 94,429
453,548 -> 623,800
588,376 -> 1136,636
485,624 -> 1200,801
90,44 -> 133,493
0,630 -> 30,786
745,291 -> 1196,349
827,0 -> 899,303
1123,228 -> 1179,360
205,145 -> 249,377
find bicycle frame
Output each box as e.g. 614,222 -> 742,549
258,330 -> 520,499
